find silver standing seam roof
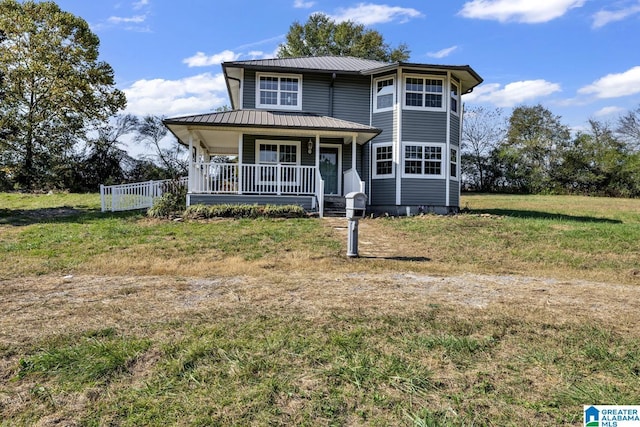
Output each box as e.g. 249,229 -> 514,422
164,109 -> 381,132
163,109 -> 382,147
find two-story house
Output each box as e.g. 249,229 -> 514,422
163,56 -> 482,216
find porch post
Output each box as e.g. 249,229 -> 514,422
188,132 -> 193,193
237,133 -> 243,194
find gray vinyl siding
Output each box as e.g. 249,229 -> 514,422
401,179 -> 446,206
372,111 -> 394,142
449,180 -> 460,207
243,70 -> 256,108
450,114 -> 460,144
302,74 -> 330,115
402,110 -> 447,142
188,194 -> 314,210
333,75 -> 370,124
242,71 -> 369,122
370,179 -> 395,205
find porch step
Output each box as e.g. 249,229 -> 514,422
323,195 -> 346,217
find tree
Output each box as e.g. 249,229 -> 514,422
0,0 -> 126,189
496,104 -> 571,193
555,120 -> 632,196
617,105 -> 640,150
134,115 -> 187,179
461,106 -> 506,191
77,114 -> 138,191
278,13 -> 410,62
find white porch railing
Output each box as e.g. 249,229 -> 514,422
343,168 -> 365,195
100,177 -> 187,212
192,163 -> 317,195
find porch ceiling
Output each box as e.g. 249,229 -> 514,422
163,109 -> 382,154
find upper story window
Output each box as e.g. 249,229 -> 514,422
402,142 -> 445,179
373,143 -> 394,179
374,77 -> 395,113
256,73 -> 302,110
450,81 -> 460,115
404,76 -> 444,111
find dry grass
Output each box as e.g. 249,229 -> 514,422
2,192 -> 640,425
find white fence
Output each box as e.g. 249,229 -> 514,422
192,163 -> 317,195
100,178 -> 187,212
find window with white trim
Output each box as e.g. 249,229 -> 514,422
450,148 -> 458,179
374,77 -> 395,112
373,143 -> 394,178
256,140 -> 301,185
404,76 -> 444,111
256,74 -> 302,110
450,81 -> 459,115
402,143 -> 445,178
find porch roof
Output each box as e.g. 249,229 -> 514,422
164,109 -> 382,154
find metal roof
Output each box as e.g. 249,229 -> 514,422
163,110 -> 382,148
223,56 -> 389,74
164,109 -> 379,132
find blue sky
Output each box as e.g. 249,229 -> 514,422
54,0 -> 640,132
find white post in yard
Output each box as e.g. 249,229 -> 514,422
100,184 -> 105,212
188,133 -> 194,194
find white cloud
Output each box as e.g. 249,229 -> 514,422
123,73 -> 228,116
464,80 -> 561,107
293,0 -> 315,8
330,3 -> 423,25
593,106 -> 625,117
427,46 -> 458,59
183,50 -> 241,67
108,14 -> 146,24
458,0 -> 586,23
132,0 -> 149,10
578,66 -> 640,99
592,1 -> 640,28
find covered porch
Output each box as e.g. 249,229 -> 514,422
164,110 -> 380,216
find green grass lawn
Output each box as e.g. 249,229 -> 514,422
1,192 -> 640,426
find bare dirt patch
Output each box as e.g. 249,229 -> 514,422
1,270 -> 638,352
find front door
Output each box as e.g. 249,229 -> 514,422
320,146 -> 340,195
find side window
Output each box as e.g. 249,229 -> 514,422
373,144 -> 394,178
374,77 -> 395,112
451,81 -> 459,114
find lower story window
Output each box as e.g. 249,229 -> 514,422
450,148 -> 458,179
373,144 -> 393,178
256,140 -> 300,184
402,143 -> 445,178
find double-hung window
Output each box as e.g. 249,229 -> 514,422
450,81 -> 459,115
404,76 -> 445,111
373,143 -> 394,178
402,143 -> 445,178
374,77 -> 395,112
450,148 -> 458,179
257,74 -> 302,110
256,140 -> 300,187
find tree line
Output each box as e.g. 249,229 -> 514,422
462,104 -> 640,197
1,2 -> 638,198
